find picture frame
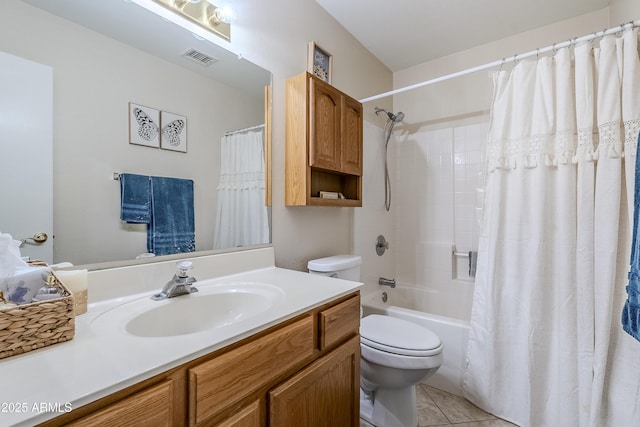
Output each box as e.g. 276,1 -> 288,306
308,41 -> 332,84
160,111 -> 187,152
129,103 -> 160,148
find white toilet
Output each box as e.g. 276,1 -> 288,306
308,255 -> 443,427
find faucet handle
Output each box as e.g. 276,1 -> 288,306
176,260 -> 193,278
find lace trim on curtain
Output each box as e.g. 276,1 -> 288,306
573,127 -> 598,163
217,171 -> 265,190
625,119 -> 640,158
487,120 -> 638,171
597,120 -> 624,158
487,132 -> 576,171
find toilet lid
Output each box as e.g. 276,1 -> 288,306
360,315 -> 442,357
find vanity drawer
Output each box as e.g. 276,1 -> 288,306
318,294 -> 360,350
189,314 -> 314,425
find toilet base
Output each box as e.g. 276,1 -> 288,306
359,385 -> 418,427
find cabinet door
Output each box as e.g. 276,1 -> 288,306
309,77 -> 341,171
66,380 -> 174,427
214,400 -> 261,427
268,335 -> 360,427
340,96 -> 363,176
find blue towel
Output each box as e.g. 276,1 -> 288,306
148,176 -> 195,256
120,173 -> 151,223
119,173 -> 195,256
622,134 -> 640,342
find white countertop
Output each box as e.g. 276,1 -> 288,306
0,266 -> 361,426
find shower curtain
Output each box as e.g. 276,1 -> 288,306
213,128 -> 269,249
463,29 -> 640,427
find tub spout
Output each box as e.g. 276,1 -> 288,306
379,277 -> 396,288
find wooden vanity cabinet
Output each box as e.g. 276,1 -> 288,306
286,72 -> 363,206
39,292 -> 360,427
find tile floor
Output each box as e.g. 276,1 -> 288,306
360,383 -> 518,427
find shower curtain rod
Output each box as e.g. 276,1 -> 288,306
224,123 -> 264,136
359,19 -> 640,104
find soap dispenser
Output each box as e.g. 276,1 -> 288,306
32,275 -> 62,302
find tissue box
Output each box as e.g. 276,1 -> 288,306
2,266 -> 51,305
0,270 -> 75,360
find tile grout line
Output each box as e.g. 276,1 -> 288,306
418,383 -> 454,427
421,384 -> 455,426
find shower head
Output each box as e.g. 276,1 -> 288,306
374,107 -> 404,123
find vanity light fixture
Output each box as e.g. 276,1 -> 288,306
148,0 -> 232,41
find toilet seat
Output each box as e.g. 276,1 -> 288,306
360,315 -> 442,357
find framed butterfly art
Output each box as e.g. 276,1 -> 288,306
129,103 -> 160,148
160,110 -> 187,152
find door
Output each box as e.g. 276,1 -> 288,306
0,51 -> 53,262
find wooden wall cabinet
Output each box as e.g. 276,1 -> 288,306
40,293 -> 361,427
286,72 -> 363,207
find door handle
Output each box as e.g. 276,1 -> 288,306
20,232 -> 48,246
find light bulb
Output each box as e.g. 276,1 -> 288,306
214,5 -> 235,24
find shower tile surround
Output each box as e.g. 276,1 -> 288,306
395,123 -> 488,286
360,384 -> 518,427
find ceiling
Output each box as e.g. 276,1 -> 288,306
21,0 -> 270,98
315,0 -> 610,71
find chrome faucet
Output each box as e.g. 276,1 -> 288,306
378,277 -> 396,288
151,260 -> 198,300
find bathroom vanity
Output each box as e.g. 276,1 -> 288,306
0,248 -> 362,426
40,293 -> 360,426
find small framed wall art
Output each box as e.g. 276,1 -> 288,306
160,111 -> 187,152
308,41 -> 332,84
129,103 -> 160,148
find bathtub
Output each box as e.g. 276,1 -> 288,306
361,285 -> 471,396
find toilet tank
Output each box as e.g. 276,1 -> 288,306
307,255 -> 361,281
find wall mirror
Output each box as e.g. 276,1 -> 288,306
1,0 -> 272,269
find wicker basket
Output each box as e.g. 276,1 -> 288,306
0,270 -> 75,360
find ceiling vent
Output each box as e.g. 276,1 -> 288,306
181,48 -> 218,66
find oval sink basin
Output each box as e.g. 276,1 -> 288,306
92,282 -> 285,338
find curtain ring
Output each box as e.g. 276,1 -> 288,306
513,54 -> 518,64
569,37 -> 578,49
536,48 -> 540,59
499,58 -> 505,71
552,42 -> 557,54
